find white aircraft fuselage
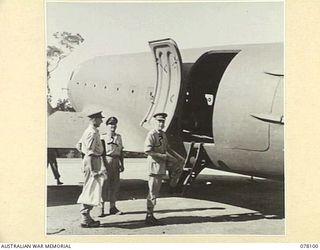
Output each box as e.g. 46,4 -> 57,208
49,39 -> 284,180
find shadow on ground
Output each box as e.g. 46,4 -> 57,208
182,175 -> 284,219
99,211 -> 272,230
47,174 -> 284,220
47,179 -> 148,207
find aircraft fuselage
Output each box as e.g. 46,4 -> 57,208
67,39 -> 284,180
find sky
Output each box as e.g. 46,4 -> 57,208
46,1 -> 284,105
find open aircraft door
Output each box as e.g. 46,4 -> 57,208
141,39 -> 183,132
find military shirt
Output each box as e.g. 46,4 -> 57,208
77,124 -> 104,156
144,129 -> 168,175
101,132 -> 123,157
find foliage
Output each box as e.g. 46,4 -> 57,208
54,98 -> 76,112
47,32 -> 84,80
47,32 -> 84,110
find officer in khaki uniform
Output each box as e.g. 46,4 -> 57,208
99,116 -> 124,217
144,112 -> 184,225
76,111 -> 105,228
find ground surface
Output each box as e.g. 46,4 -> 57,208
47,158 -> 284,235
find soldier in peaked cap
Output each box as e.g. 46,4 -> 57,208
99,116 -> 125,217
76,111 -> 106,228
143,112 -> 184,225
87,111 -> 104,119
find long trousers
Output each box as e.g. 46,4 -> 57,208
102,156 -> 120,207
47,160 -> 61,180
80,155 -> 101,224
146,174 -> 164,215
146,158 -> 184,214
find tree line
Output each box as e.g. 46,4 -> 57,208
47,32 -> 84,113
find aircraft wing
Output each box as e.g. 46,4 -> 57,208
48,110 -> 149,151
47,111 -> 90,148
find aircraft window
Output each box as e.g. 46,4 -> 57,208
94,84 -> 96,87
104,86 -> 107,89
131,90 -> 134,93
76,82 -> 79,85
205,94 -> 214,106
84,83 -> 87,86
145,87 -> 154,101
149,92 -> 154,101
117,87 -> 119,91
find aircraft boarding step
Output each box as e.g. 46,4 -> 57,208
177,142 -> 206,194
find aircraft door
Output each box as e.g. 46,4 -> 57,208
141,39 -> 183,131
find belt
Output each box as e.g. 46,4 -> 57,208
88,154 -> 101,157
106,155 -> 120,158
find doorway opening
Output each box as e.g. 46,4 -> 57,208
181,51 -> 238,142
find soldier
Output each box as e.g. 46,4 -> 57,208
99,116 -> 124,217
144,112 -> 184,225
76,111 -> 105,228
47,148 -> 63,185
